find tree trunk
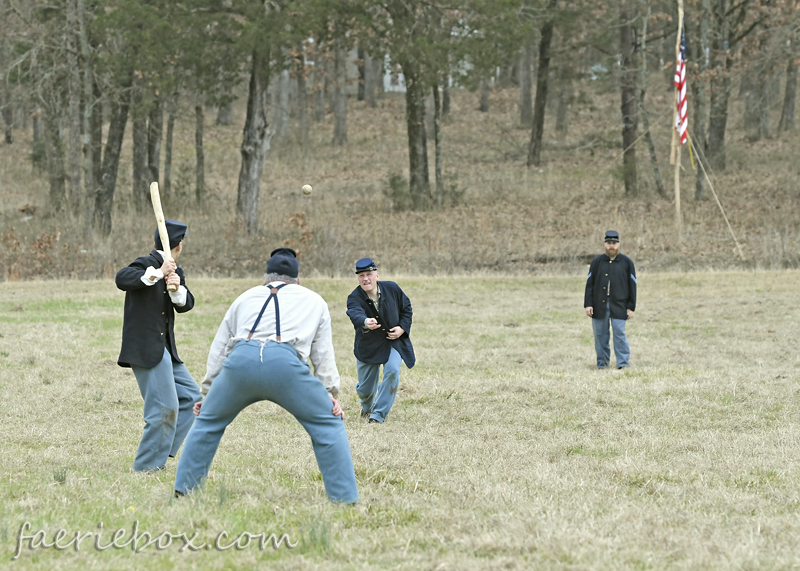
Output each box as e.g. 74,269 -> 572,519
400,60 -> 430,209
195,104 -> 205,204
66,0 -> 82,218
163,90 -> 178,196
216,101 -> 233,126
312,62 -> 326,122
638,0 -> 665,199
2,92 -> 12,144
778,57 -> 796,133
479,78 -> 490,112
527,0 -> 558,168
237,49 -> 274,235
555,77 -> 573,136
131,85 -> 149,212
618,0 -> 638,196
77,0 -> 95,237
744,57 -> 771,142
364,52 -> 377,108
91,82 -> 103,189
519,41 -> 534,128
691,0 -> 710,200
273,68 -> 290,137
357,46 -> 366,101
707,73 -> 730,171
32,108 -> 42,145
42,102 -> 66,213
332,42 -> 348,145
442,73 -> 451,117
295,42 -> 309,145
148,94 -> 163,185
95,83 -> 131,236
706,0 -> 731,171
433,82 -> 443,207
373,56 -> 384,101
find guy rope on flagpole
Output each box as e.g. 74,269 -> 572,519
687,130 -> 746,261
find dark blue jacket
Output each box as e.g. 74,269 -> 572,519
584,253 -> 636,320
347,281 -> 415,368
116,250 -> 194,368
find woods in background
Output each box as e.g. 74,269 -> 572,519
0,0 -> 797,238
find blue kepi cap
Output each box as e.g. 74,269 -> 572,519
604,230 -> 620,242
155,220 -> 188,250
355,258 -> 377,274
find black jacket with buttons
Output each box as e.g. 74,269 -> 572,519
346,281 -> 415,368
116,250 -> 194,368
584,253 -> 636,320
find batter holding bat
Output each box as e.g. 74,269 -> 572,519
116,212 -> 201,473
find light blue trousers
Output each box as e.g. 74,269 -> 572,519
174,341 -> 358,504
131,347 -> 201,472
591,309 -> 631,369
356,348 -> 402,423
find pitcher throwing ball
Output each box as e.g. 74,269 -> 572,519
347,258 -> 415,424
174,248 -> 358,504
116,220 -> 201,472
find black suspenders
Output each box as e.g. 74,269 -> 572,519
247,283 -> 289,342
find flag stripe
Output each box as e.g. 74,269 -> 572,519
674,26 -> 688,146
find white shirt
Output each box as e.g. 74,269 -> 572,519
202,282 -> 340,397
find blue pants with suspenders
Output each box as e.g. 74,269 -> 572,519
174,284 -> 359,503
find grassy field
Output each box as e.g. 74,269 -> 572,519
1,270 -> 800,569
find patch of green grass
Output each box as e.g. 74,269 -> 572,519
1,274 -> 800,570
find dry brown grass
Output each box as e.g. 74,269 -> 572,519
1,271 -> 800,569
1,78 -> 799,281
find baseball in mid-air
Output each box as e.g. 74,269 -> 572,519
302,184 -> 312,195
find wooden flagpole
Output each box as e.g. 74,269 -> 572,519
672,0 -> 684,240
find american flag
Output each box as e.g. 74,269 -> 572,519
674,25 -> 688,146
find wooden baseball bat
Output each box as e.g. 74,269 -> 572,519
149,182 -> 178,292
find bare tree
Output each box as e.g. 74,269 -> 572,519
638,0 -> 665,198
95,78 -> 132,236
295,50 -> 309,146
273,68 -> 290,137
618,0 -> 637,196
41,96 -> 66,213
690,0 -> 711,200
66,0 -> 82,217
236,49 -> 274,235
401,60 -> 430,207
131,83 -> 149,211
519,41 -> 534,128
527,0 -> 558,168
364,51 -> 378,108
216,101 -> 233,126
332,40 -> 348,145
77,0 -> 95,236
479,77 -> 490,112
778,54 -> 797,132
433,81 -> 443,206
148,94 -> 163,185
195,103 -> 205,203
163,89 -> 179,196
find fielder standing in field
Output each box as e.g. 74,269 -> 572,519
347,258 -> 415,424
584,230 -> 637,370
116,220 -> 201,472
174,248 -> 358,504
